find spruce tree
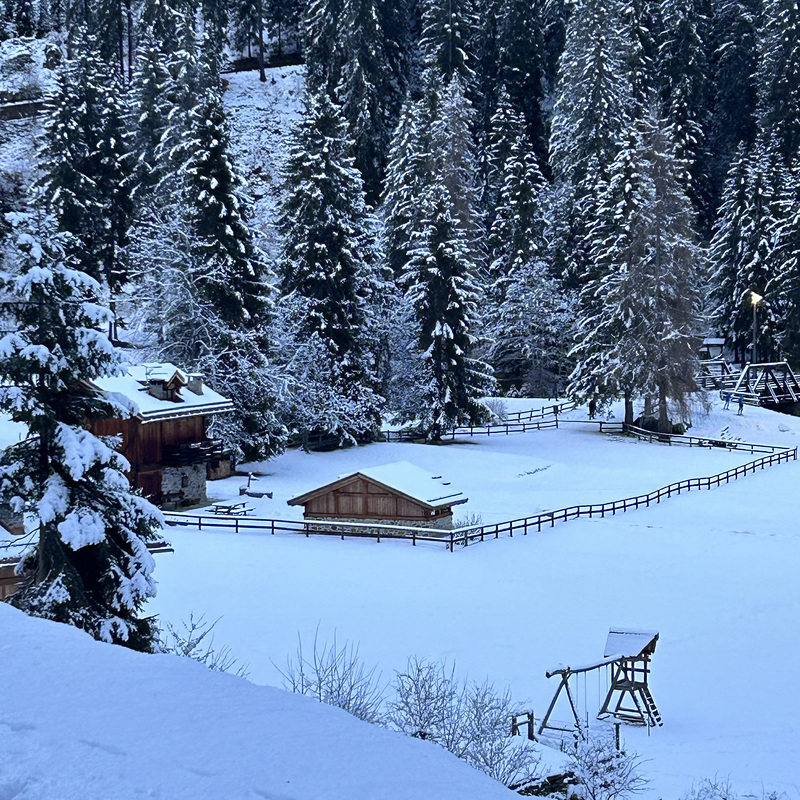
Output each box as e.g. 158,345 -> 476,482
402,183 -> 492,439
756,0 -> 800,168
336,0 -> 397,205
398,75 -> 491,438
709,142 -> 782,361
39,40 -> 134,302
0,216 -> 161,650
571,105 -> 703,429
418,0 -> 477,81
710,0 -> 759,173
770,169 -> 800,362
278,91 -> 382,444
658,0 -> 716,233
549,0 -> 634,282
382,94 -> 430,276
303,0 -> 343,95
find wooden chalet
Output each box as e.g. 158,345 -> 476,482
87,364 -> 234,509
288,462 -> 467,529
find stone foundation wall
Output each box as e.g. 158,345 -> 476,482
161,464 -> 207,510
304,515 -> 453,537
208,454 -> 235,481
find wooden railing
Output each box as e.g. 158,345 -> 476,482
165,444 -> 797,551
503,400 -> 576,423
450,418 -> 560,437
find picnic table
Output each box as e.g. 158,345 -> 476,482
210,501 -> 254,516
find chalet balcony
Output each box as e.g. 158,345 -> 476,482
161,438 -> 227,467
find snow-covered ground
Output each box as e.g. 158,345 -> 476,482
0,602 -> 515,800
149,397 -> 800,797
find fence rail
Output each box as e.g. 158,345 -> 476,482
165,444 -> 798,551
503,400 -> 576,423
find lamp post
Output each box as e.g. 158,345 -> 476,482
751,291 -> 763,364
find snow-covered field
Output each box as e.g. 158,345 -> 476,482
149,398 -> 800,797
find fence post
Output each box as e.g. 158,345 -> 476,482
449,532 -> 454,552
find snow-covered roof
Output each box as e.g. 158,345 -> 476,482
289,461 -> 466,509
89,363 -> 234,423
603,628 -> 659,659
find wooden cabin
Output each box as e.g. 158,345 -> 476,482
288,462 -> 467,529
87,364 -> 234,509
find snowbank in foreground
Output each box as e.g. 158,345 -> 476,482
0,603 -> 513,800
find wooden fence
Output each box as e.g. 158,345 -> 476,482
165,443 -> 798,551
503,400 -> 576,423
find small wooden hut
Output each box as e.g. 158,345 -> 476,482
288,462 -> 467,529
87,363 -> 234,509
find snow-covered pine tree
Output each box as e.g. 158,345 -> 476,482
177,86 -> 283,459
232,0 -> 262,60
484,128 -> 570,391
497,0 -> 547,165
398,75 -> 492,438
130,32 -> 172,195
139,0 -> 186,53
770,168 -> 800,362
401,182 -> 492,439
709,141 -> 782,362
382,94 -> 430,276
486,128 -> 546,309
549,0 -> 634,283
710,0 -> 759,177
201,0 -> 229,74
624,0 -> 662,113
756,0 -> 800,169
0,216 -> 161,650
278,90 -> 382,444
419,0 -> 477,81
303,0 -> 343,95
658,0 -> 716,234
571,104 -> 703,429
38,37 -> 134,304
481,89 -> 526,230
336,0 -> 398,205
91,0 -> 126,76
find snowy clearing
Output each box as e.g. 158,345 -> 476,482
149,398 -> 800,797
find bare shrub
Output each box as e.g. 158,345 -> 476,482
680,777 -> 788,800
158,613 -> 248,677
565,730 -> 647,800
390,657 -> 542,788
276,629 -> 386,724
482,398 -> 508,423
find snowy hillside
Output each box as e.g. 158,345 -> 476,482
224,66 -> 305,258
0,601 -> 514,800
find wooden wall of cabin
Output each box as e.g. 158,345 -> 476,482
87,415 -> 207,498
304,477 -> 436,520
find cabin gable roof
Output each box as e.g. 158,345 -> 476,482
89,363 -> 234,424
288,462 -> 467,511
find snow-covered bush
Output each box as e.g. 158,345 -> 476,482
482,398 -> 508,423
390,657 -> 542,788
564,730 -> 646,800
277,631 -> 386,724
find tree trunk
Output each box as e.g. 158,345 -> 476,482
643,395 -> 653,417
258,0 -> 266,82
624,391 -> 634,425
657,381 -> 671,433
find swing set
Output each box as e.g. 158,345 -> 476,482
537,628 -> 662,738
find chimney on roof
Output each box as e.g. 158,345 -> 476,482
186,374 -> 204,395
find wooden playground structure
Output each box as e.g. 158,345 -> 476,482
536,629 -> 662,740
728,362 -> 800,406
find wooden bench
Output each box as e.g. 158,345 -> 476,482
211,502 -> 254,516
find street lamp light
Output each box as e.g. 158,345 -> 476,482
751,291 -> 763,364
